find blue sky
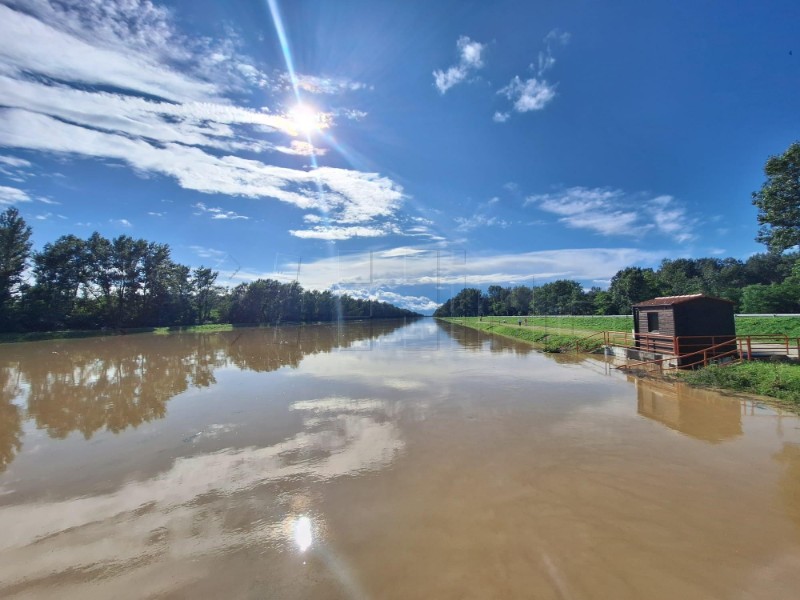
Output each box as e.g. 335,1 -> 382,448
0,0 -> 797,313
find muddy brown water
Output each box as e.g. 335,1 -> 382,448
1,319 -> 799,599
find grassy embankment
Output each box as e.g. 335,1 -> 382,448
440,315 -> 800,409
0,323 -> 235,344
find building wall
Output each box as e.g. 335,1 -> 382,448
673,298 -> 735,338
633,298 -> 736,364
635,307 -> 675,337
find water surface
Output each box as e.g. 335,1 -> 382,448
1,320 -> 799,599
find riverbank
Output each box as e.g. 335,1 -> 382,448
0,323 -> 236,344
438,317 -> 603,353
0,318 -> 421,344
440,316 -> 800,411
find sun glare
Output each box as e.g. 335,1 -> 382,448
288,103 -> 325,135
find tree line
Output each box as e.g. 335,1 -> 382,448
436,141 -> 800,318
434,252 -> 800,318
0,208 -> 418,333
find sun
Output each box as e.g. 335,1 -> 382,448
288,103 -> 326,136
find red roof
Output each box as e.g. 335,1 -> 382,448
632,294 -> 734,307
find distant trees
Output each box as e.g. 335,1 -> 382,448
0,213 -> 418,334
0,207 -> 32,328
753,141 -> 800,253
434,252 -> 800,317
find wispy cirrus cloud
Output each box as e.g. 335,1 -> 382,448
0,0 -> 403,241
495,28 -> 569,121
433,35 -> 487,94
289,73 -> 370,95
275,140 -> 328,157
525,186 -> 695,241
193,202 -> 248,221
0,155 -> 30,168
289,224 -> 393,240
0,184 -> 32,204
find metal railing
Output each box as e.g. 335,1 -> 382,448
617,337 -> 742,372
590,331 -> 800,373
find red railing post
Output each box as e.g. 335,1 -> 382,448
746,337 -> 752,360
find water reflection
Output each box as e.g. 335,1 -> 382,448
0,367 -> 23,472
439,320 -> 534,355
0,394 -> 404,590
0,320 -> 409,471
635,379 -> 743,443
775,443 -> 800,531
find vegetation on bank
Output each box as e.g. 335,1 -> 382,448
0,208 -> 418,335
439,317 -> 600,353
444,316 -> 800,410
675,362 -> 800,409
455,315 -> 800,338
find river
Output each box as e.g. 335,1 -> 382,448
1,319 -> 799,599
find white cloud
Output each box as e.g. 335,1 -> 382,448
111,218 -> 132,227
537,29 -> 571,76
0,4 -> 217,102
289,225 -> 392,240
337,288 -> 439,314
147,211 -> 164,217
290,247 -> 664,292
189,245 -> 228,260
291,73 -> 369,95
193,202 -> 249,221
275,140 -> 328,157
454,214 -> 510,232
379,247 -> 427,258
0,184 -> 31,204
0,154 -> 30,168
644,195 -> 695,243
0,109 -> 404,228
0,1 -> 405,239
433,35 -> 486,94
526,187 -> 695,241
338,109 -> 368,121
499,76 -> 557,112
496,29 -> 569,120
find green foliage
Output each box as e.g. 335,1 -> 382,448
753,141 -> 800,253
441,318 -> 604,353
735,316 -> 800,337
679,362 -> 800,407
0,207 -> 32,329
609,267 -> 660,314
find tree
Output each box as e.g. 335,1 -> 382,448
28,235 -> 89,329
753,141 -> 800,253
192,266 -> 218,324
608,267 -> 659,314
0,207 -> 32,330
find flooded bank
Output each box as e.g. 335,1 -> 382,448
1,319 -> 799,599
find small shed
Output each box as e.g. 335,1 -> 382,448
632,294 -> 736,366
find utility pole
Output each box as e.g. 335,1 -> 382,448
369,250 -> 373,318
463,250 -> 467,319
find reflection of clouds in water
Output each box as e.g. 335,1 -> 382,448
382,378 -> 425,391
183,422 -> 236,443
0,399 -> 404,588
291,397 -> 387,414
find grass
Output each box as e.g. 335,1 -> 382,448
734,316 -> 800,337
0,323 -> 237,344
443,315 -> 800,410
676,361 -> 800,409
439,317 -> 603,353
454,314 -> 800,338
